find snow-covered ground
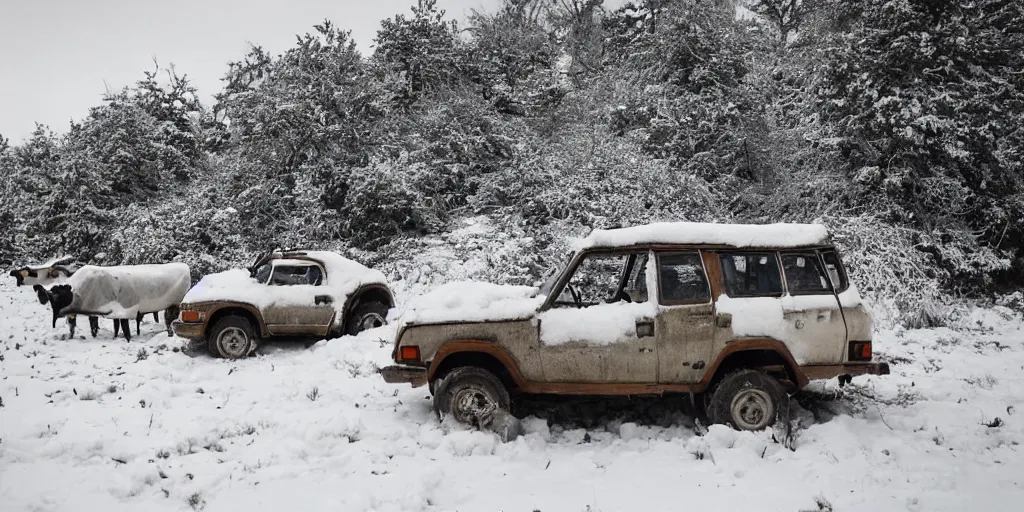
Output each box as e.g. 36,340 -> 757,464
2,276 -> 1023,511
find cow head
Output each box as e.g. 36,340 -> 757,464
33,284 -> 73,327
10,268 -> 36,286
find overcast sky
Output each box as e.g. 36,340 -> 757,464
0,0 -> 499,143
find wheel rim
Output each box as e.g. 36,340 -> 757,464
730,388 -> 774,430
451,387 -> 498,426
217,327 -> 249,357
357,312 -> 385,332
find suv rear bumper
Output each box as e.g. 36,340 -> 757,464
171,320 -> 204,341
380,365 -> 428,388
801,362 -> 890,381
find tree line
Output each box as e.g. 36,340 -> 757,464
1,0 -> 1021,320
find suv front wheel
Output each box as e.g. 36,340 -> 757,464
208,315 -> 257,359
433,367 -> 511,430
707,369 -> 788,431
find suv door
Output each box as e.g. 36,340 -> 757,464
537,250 -> 658,383
654,251 -> 716,383
262,262 -> 336,336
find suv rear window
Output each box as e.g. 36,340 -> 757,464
719,252 -> 783,297
781,254 -> 832,294
820,250 -> 849,293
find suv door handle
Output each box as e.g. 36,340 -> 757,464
315,295 -> 333,305
636,320 -> 654,338
638,347 -> 653,353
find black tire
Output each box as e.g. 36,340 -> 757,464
207,316 -> 257,359
707,369 -> 787,431
433,366 -> 511,430
345,301 -> 389,336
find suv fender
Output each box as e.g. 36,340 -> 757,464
699,338 -> 809,393
427,340 -> 526,391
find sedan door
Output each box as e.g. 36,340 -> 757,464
262,262 -> 336,336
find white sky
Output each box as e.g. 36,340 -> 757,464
0,0 -> 499,143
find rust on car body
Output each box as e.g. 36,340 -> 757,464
172,249 -> 394,358
381,222 -> 889,430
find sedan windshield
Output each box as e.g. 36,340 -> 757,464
253,263 -> 272,284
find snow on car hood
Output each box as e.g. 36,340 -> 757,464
396,281 -> 545,326
183,252 -> 387,313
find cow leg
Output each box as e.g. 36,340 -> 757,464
89,316 -> 99,338
120,319 -> 131,342
113,319 -> 120,338
67,315 -> 76,338
136,312 -> 143,336
164,306 -> 179,336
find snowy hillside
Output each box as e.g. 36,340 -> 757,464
2,276 -> 1022,512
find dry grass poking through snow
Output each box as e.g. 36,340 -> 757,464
1,280 -> 1023,512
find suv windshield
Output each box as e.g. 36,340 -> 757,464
538,251 -> 577,296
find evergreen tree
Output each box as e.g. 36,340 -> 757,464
373,0 -> 466,106
816,0 -> 1024,284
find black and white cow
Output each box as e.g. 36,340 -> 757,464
9,256 -> 161,337
9,255 -> 78,287
34,263 -> 191,341
9,256 -> 99,336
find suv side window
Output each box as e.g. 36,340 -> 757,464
657,252 -> 710,304
554,252 -> 647,308
270,264 -> 324,286
819,250 -> 849,293
781,254 -> 832,294
718,252 -> 783,297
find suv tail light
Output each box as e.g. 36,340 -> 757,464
848,341 -> 872,361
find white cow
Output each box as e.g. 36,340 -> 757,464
34,263 -> 191,341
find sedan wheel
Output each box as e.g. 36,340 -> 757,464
217,326 -> 251,359
207,315 -> 256,359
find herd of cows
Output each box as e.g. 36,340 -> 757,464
8,257 -> 190,341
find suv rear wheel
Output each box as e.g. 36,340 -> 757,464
433,366 -> 511,430
707,369 -> 787,431
208,315 -> 256,359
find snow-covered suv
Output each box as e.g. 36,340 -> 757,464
172,249 -> 394,358
381,222 -> 889,432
